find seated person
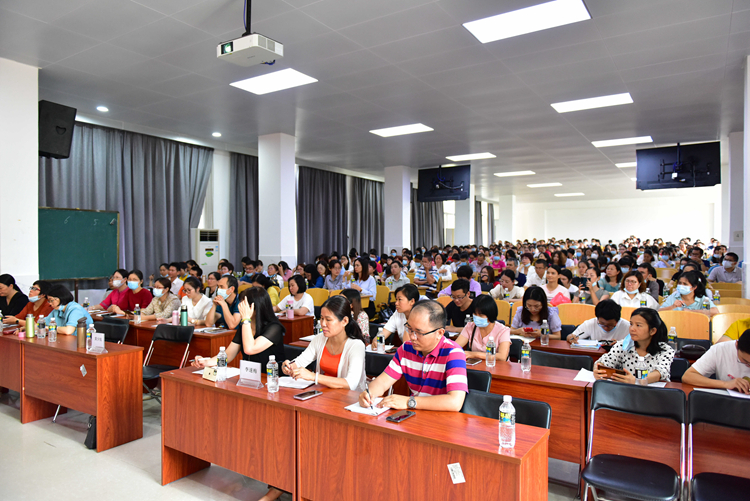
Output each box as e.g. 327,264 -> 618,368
283,295 -> 366,390
266,263 -> 284,288
598,262 -> 623,294
189,265 -> 203,279
251,273 -> 280,306
413,252 -> 440,296
379,283 -> 419,346
167,262 -> 184,296
44,284 -> 93,335
341,289 -> 370,340
525,258 -> 548,287
444,279 -> 475,334
384,261 -> 409,291
239,259 -> 256,283
456,295 -> 511,361
542,265 -> 570,302
609,271 -> 659,309
682,329 -> 750,394
220,261 -> 235,277
637,263 -> 660,301
274,275 -> 314,316
347,257 -> 377,317
707,252 -> 743,283
206,275 -> 241,330
478,266 -> 498,293
140,278 -> 180,322
571,261 -> 589,288
566,299 -> 630,343
660,271 -> 718,318
0,274 -> 29,318
594,308 -> 674,383
110,270 -> 153,315
434,253 -> 453,281
323,259 -> 345,290
148,263 -> 169,287
304,264 -> 324,289
688,246 -> 709,271
359,300 -> 468,411
437,265 -> 481,298
578,267 -> 608,305
505,258 -> 526,287
204,271 -> 220,299
181,276 -> 214,326
716,316 -> 750,344
490,270 -> 524,301
89,269 -> 129,312
510,286 -> 562,340
558,269 -> 579,299
4,280 -> 52,325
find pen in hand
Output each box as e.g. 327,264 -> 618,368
366,383 -> 374,411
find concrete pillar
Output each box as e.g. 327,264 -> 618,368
384,165 -> 411,252
726,132 -> 744,260
743,57 -> 750,298
495,195 -> 516,244
454,184 -> 476,245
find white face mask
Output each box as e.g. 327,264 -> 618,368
112,279 -> 123,288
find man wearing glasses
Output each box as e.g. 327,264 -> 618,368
359,301 -> 468,412
682,330 -> 750,394
566,300 -> 630,344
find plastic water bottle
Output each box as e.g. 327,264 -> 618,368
579,289 -> 586,304
377,327 -> 385,354
86,324 -> 95,351
83,297 -> 90,310
503,288 -> 509,300
486,336 -> 496,368
668,327 -> 677,350
713,290 -> 721,304
701,296 -> 710,310
521,341 -> 531,372
48,318 -> 57,342
267,355 -> 279,393
635,356 -> 649,385
36,315 -> 46,339
639,294 -> 647,307
465,313 -> 471,327
217,347 -> 227,382
499,395 -> 516,448
315,320 -> 322,336
134,303 -> 141,323
540,319 -> 549,346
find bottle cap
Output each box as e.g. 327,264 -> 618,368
269,355 -> 275,361
503,395 -> 512,403
220,346 -> 225,351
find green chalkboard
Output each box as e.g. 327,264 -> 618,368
38,207 -> 119,280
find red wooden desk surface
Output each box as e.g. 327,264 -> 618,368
297,389 -> 549,501
530,339 -> 606,362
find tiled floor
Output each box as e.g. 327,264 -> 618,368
0,392 -> 578,500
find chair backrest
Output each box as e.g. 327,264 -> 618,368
657,310 -> 710,340
237,282 -> 252,293
460,390 -> 551,429
710,312 -> 748,343
146,324 -> 195,368
656,267 -> 677,280
436,296 -> 452,307
590,379 -> 685,422
669,357 -> 690,382
466,369 -> 491,392
364,352 -> 393,378
307,288 -> 329,307
279,287 -> 290,300
715,297 -> 750,306
717,289 -> 742,298
712,282 -> 742,291
620,306 -> 636,320
283,344 -> 316,371
560,324 -> 576,338
269,285 -> 280,296
93,321 -> 128,344
494,300 -> 511,324
688,389 -> 750,431
556,303 -> 596,325
530,349 -> 593,371
715,304 -> 750,315
329,289 -> 342,297
510,302 -> 523,323
374,285 -> 390,310
509,338 -> 522,362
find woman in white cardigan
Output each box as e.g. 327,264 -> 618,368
282,295 -> 367,391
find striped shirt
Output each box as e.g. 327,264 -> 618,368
384,336 -> 468,396
414,265 -> 440,293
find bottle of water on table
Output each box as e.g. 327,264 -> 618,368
521,341 -> 531,372
540,319 -> 549,346
134,303 -> 141,324
486,336 -> 496,368
635,356 -> 649,385
377,327 -> 385,354
499,395 -> 516,448
48,318 -> 57,343
267,355 -> 279,393
217,346 -> 227,382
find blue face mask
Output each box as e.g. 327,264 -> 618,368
127,281 -> 139,290
153,289 -> 164,298
677,284 -> 692,296
403,260 -> 408,266
58,305 -> 66,311
680,264 -> 685,270
29,295 -> 40,303
217,288 -> 229,300
575,252 -> 582,257
622,333 -> 634,352
620,267 -> 629,274
473,315 -> 489,328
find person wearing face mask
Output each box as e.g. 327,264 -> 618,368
593,308 -> 674,383
653,248 -> 675,269
180,276 -> 214,326
4,280 -> 53,325
266,263 -> 284,288
90,269 -> 130,312
456,295 -> 511,361
109,270 -> 153,315
450,252 -> 470,274
660,271 -> 718,318
490,252 -> 506,272
490,270 -> 524,301
206,275 -> 241,329
239,260 -> 257,283
140,278 -> 180,322
688,246 -> 710,271
708,252 -> 743,283
44,284 -> 94,335
608,271 -> 659,309
148,263 -> 170,287
636,263 -> 660,301
567,300 -> 630,343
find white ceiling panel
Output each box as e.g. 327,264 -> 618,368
108,17 -> 213,58
300,0 -> 436,31
369,25 -> 479,64
0,0 -> 95,23
55,44 -> 151,77
55,0 -> 164,42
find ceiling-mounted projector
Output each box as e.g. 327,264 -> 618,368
216,33 -> 283,67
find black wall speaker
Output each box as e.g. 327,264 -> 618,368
39,100 -> 77,159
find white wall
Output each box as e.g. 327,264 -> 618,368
202,150 -> 231,261
514,186 -> 721,243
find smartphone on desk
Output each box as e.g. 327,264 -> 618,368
386,410 -> 415,423
466,358 -> 483,366
293,390 -> 323,401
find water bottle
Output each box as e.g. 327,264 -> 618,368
216,347 -> 227,382
486,336 -> 496,368
521,341 -> 531,372
315,320 -> 322,336
36,315 -> 46,339
639,294 -> 647,307
171,310 -> 179,325
713,290 -> 721,304
83,297 -> 90,309
662,286 -> 670,301
377,327 -> 385,354
540,319 -> 549,346
503,288 -> 509,300
668,326 -> 677,350
499,395 -> 516,448
134,303 -> 141,323
701,296 -> 710,310
635,356 -> 649,385
180,304 -> 188,326
86,324 -> 95,351
48,318 -> 57,342
465,313 -> 471,327
26,314 -> 35,338
267,355 -> 279,393
579,289 -> 586,304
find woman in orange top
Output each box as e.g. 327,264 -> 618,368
4,280 -> 54,326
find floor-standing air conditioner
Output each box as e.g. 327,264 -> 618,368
191,228 -> 220,272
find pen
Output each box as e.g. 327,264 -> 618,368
366,383 -> 374,410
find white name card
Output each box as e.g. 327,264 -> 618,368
237,360 -> 263,389
87,332 -> 108,354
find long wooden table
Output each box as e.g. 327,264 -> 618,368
278,314 -> 314,344
530,339 -> 606,362
161,367 -> 550,501
0,332 -> 143,452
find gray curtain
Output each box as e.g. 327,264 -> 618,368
297,166 -> 348,264
474,199 -> 483,246
411,186 -> 445,249
229,152 -> 259,264
39,122 -> 213,275
487,203 -> 495,244
349,177 -> 384,255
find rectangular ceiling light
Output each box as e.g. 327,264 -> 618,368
554,192 -> 585,197
551,92 -> 633,113
592,136 -> 653,148
528,182 -> 562,188
494,170 -> 535,178
446,152 -> 496,161
463,0 -> 591,44
369,123 -> 433,137
230,68 -> 317,95
615,162 -> 637,168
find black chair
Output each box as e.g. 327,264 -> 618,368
142,324 -> 194,403
460,390 -> 551,429
582,380 -> 685,501
530,349 -> 593,371
466,369 -> 491,392
676,338 -> 711,352
93,320 -> 128,344
561,324 -> 576,338
365,352 -> 393,379
670,357 -> 690,382
509,338 -> 522,362
97,316 -> 131,327
689,390 -> 750,501
283,344 -> 318,372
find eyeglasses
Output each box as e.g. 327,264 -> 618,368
29,286 -> 40,292
451,294 -> 466,301
405,324 -> 441,337
737,355 -> 750,368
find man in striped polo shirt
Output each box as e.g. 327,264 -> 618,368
413,252 -> 440,297
359,300 -> 468,412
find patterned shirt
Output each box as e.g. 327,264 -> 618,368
598,340 -> 675,381
414,265 -> 440,293
384,336 -> 468,396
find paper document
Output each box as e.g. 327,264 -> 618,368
571,340 -> 601,349
574,369 -> 597,382
727,389 -> 750,399
345,398 -> 390,416
299,335 -> 315,342
648,382 -> 667,388
693,388 -> 729,396
365,345 -> 394,353
278,377 -> 314,389
192,368 -> 242,378
510,335 -> 536,344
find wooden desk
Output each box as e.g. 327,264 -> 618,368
297,390 -> 549,501
278,314 -> 314,344
478,360 -> 589,471
530,339 -> 606,362
0,333 -> 143,452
